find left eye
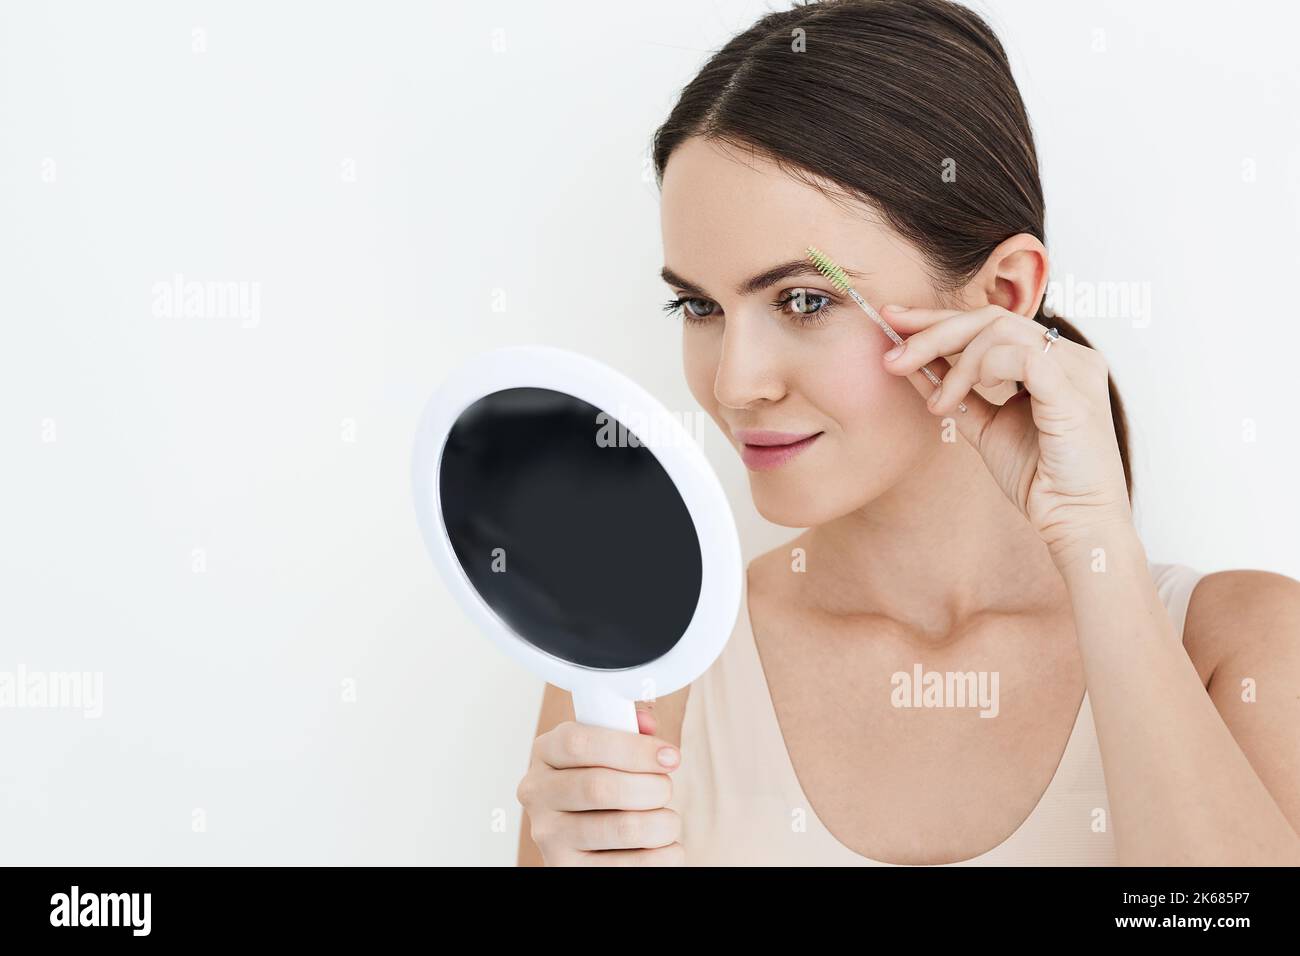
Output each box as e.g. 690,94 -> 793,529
775,288 -> 834,324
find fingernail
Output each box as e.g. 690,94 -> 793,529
884,343 -> 905,361
884,303 -> 908,312
657,747 -> 679,768
928,389 -> 941,408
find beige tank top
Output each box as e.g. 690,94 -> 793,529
668,560 -> 1205,866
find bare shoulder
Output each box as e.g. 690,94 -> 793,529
1181,569 -> 1300,832
1182,568 -> 1300,684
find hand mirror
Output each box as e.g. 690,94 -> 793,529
411,346 -> 742,732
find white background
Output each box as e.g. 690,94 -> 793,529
1,0 -> 1296,865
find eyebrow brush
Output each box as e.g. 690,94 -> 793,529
806,246 -> 967,414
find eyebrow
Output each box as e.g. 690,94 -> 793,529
660,259 -> 871,298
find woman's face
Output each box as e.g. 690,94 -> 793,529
659,136 -> 954,528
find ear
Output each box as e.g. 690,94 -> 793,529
961,233 -> 1049,317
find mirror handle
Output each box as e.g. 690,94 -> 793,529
572,685 -> 640,734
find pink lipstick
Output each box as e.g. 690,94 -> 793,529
733,429 -> 823,471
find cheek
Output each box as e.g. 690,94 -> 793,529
803,329 -> 931,502
800,324 -> 912,429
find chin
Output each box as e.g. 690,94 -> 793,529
749,482 -> 847,529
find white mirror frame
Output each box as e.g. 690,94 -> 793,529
411,345 -> 742,733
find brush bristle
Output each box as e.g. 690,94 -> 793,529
806,246 -> 852,294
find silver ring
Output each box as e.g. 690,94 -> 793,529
1042,326 -> 1060,353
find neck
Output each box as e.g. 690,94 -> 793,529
801,435 -> 1070,637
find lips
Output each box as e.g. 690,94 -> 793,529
733,429 -> 823,471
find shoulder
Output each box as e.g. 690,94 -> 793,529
1183,568 -> 1300,681
1185,568 -> 1300,634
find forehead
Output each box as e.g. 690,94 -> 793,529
659,137 -> 897,287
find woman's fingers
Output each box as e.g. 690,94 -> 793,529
883,305 -> 1031,423
930,336 -> 1081,417
557,807 -> 682,851
539,765 -> 674,812
520,718 -> 685,865
883,304 -> 1093,388
635,699 -> 658,736
577,843 -> 687,867
537,720 -> 679,773
926,321 -> 1035,414
936,343 -> 1079,420
881,304 -> 1006,369
881,304 -> 1103,420
891,351 -> 997,443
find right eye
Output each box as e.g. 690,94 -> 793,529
662,296 -> 720,324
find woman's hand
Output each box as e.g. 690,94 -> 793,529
879,303 -> 1133,565
516,716 -> 684,866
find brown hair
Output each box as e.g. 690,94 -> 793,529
651,0 -> 1132,497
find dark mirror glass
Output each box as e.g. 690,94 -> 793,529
438,387 -> 703,670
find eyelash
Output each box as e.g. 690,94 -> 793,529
661,289 -> 837,327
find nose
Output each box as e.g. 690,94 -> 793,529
712,311 -> 787,410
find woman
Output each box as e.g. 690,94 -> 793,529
515,0 -> 1300,865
